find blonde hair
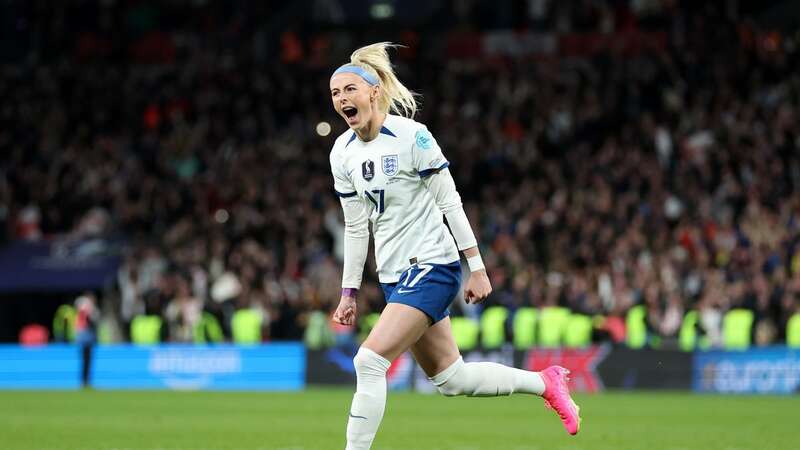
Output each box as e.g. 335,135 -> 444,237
347,42 -> 418,118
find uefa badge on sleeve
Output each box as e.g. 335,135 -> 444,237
415,128 -> 433,150
362,159 -> 375,181
381,154 -> 399,177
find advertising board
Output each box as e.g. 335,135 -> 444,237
0,344 -> 81,389
693,347 -> 800,394
91,343 -> 305,390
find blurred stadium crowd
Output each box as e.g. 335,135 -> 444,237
1,1 -> 799,348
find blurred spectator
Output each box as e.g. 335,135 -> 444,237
164,275 -> 202,342
74,293 -> 99,387
74,293 -> 99,346
0,1 -> 798,348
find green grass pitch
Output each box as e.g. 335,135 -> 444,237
1,388 -> 797,450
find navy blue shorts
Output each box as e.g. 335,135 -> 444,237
380,261 -> 462,324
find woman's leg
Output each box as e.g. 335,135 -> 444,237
410,316 -> 546,396
345,303 -> 430,450
410,316 -> 581,435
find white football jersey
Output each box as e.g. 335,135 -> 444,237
330,114 -> 460,283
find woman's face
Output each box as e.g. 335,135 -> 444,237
330,72 -> 377,130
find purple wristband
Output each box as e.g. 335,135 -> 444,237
342,288 -> 358,298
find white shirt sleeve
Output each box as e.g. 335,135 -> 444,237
339,196 -> 370,289
330,150 -> 369,289
411,126 -> 450,178
423,167 -> 478,251
330,150 -> 357,197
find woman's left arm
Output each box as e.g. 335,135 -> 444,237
423,168 -> 492,304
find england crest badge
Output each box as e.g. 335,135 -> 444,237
362,159 -> 375,181
381,154 -> 399,177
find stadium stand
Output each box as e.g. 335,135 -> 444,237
0,1 -> 797,352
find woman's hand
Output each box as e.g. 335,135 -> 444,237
332,295 -> 357,325
464,270 -> 492,304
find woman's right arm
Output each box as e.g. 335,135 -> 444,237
330,151 -> 370,325
332,196 -> 370,325
339,196 -> 369,291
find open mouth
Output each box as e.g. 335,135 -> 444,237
342,106 -> 358,122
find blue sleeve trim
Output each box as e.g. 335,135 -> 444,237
335,190 -> 358,198
418,162 -> 450,178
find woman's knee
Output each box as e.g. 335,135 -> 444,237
353,347 -> 391,378
437,381 -> 464,397
429,357 -> 469,397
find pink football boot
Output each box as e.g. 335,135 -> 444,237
540,365 -> 581,435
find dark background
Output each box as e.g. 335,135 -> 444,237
1,0 -> 799,347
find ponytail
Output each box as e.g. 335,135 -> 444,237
348,42 -> 418,118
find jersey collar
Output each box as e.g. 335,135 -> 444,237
345,125 -> 397,147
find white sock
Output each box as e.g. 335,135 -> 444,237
429,357 -> 545,397
345,347 -> 391,450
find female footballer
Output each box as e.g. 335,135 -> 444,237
328,43 -> 581,449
